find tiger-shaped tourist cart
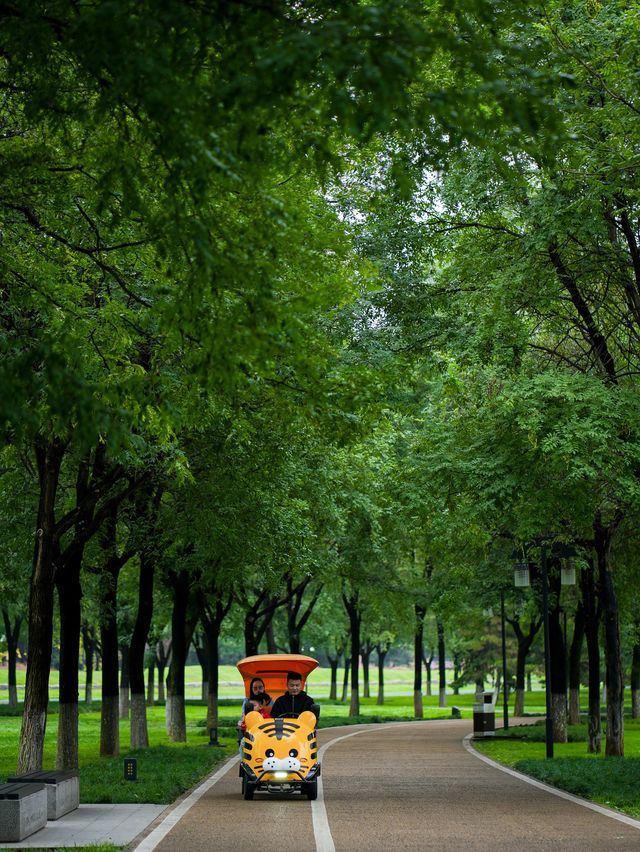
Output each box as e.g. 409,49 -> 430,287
236,654 -> 321,801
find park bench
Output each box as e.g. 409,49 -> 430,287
7,770 -> 79,820
0,782 -> 47,842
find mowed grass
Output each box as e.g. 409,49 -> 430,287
0,670 -> 467,805
5,664 -> 638,820
0,663 -> 480,701
473,717 -> 640,819
0,702 -> 228,804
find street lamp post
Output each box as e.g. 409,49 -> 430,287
513,539 -> 577,761
540,542 -> 554,759
500,590 -> 509,731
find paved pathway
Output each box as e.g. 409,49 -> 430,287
3,719 -> 640,850
131,719 -> 640,852
0,803 -> 166,849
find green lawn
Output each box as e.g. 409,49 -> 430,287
0,662 -> 477,701
5,665 -> 639,822
473,718 -> 640,819
0,687 -> 459,805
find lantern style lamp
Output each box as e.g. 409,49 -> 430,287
561,557 -> 576,586
513,560 -> 530,588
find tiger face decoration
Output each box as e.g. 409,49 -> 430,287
241,710 -> 319,783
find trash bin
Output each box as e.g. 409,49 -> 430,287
473,691 -> 495,737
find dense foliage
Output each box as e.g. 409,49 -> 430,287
1,0 -> 640,773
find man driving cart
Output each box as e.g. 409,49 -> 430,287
271,671 -> 317,718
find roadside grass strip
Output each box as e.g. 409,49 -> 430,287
469,719 -> 640,822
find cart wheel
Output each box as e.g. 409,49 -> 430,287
241,776 -> 245,795
243,781 -> 256,800
306,780 -> 318,800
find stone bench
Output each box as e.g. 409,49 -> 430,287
0,782 -> 47,842
7,770 -> 79,820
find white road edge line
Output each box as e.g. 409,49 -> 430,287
463,733 -> 640,831
129,721 -> 428,852
312,723 -> 411,852
312,729 -> 364,852
131,754 -> 239,851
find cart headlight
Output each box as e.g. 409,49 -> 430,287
274,772 -> 287,779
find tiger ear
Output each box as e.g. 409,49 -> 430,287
297,711 -> 317,730
244,710 -> 262,730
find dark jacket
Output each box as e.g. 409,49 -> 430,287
271,689 -> 316,718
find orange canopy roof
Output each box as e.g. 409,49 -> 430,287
236,654 -> 320,698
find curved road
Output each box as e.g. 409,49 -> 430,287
133,720 -> 640,851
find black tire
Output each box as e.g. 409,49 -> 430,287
241,776 -> 245,795
243,781 -> 256,800
305,780 -> 318,800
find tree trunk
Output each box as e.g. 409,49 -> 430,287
341,656 -> 350,703
631,633 -> 640,719
595,517 -> 624,756
289,630 -> 301,655
1,610 -> 22,708
550,693 -> 567,743
568,605 -> 585,725
18,437 -> 65,774
165,693 -> 186,742
581,558 -> 601,753
205,629 -> 220,741
266,620 -> 277,653
158,669 -> 165,704
286,578 -> 322,655
81,622 -> 95,706
147,658 -> 155,707
414,604 -> 425,719
361,640 -> 372,699
201,596 -> 232,743
129,549 -> 155,749
452,652 -> 461,695
55,698 -> 78,774
206,633 -> 219,740
548,573 -> 568,743
194,634 -> 209,702
130,679 -> 149,750
327,655 -> 338,701
55,451 -> 105,770
166,571 -> 189,742
243,592 -> 278,656
437,621 -> 446,707
244,611 -> 260,657
156,640 -> 170,704
513,685 -> 525,718
55,553 -> 82,770
100,553 -> 122,757
423,650 -> 433,697
128,694 -> 145,750
342,591 -> 361,717
376,643 -> 389,706
100,606 -> 120,755
507,608 -> 542,720
119,642 -> 130,720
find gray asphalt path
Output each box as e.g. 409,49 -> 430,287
132,719 -> 640,852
